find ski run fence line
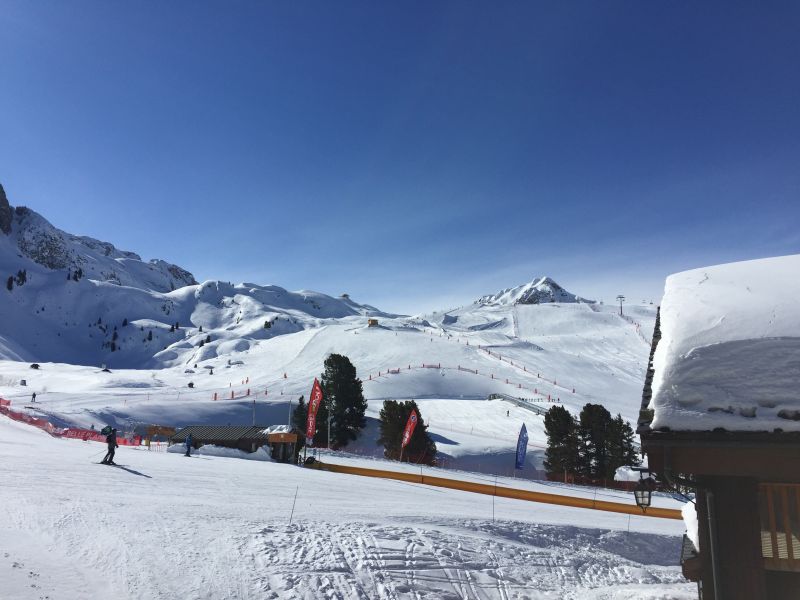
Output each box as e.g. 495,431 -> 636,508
308,460 -> 681,520
367,364 -> 567,404
0,400 -> 142,446
422,327 -> 577,394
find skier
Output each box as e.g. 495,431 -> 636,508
185,433 -> 193,457
101,428 -> 119,465
31,392 -> 36,403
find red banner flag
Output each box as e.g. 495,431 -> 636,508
401,409 -> 419,449
305,377 -> 324,443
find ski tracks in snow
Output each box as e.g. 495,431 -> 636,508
240,519 -> 691,600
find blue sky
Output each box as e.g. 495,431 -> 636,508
1,2 -> 798,314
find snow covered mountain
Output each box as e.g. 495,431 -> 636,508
0,185 -> 394,367
0,184 -> 196,292
0,187 -> 658,477
477,276 -> 591,306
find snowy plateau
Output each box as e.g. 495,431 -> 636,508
0,188 -> 692,599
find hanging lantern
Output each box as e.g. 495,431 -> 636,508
634,475 -> 655,511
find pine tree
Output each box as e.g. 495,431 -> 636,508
6,276 -> 12,291
147,330 -> 153,342
577,403 -> 613,480
291,395 -> 307,431
377,400 -> 437,465
205,334 -> 211,343
291,395 -> 307,449
606,414 -> 641,478
543,405 -> 579,479
169,325 -> 175,332
320,353 -> 367,448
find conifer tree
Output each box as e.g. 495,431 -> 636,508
577,403 -> 613,480
6,276 -> 12,291
291,395 -> 307,449
377,400 -> 437,465
606,414 -> 640,477
543,405 -> 579,478
320,353 -> 367,447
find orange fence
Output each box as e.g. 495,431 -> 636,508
0,399 -> 141,446
309,461 -> 681,520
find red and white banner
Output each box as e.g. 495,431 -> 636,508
401,409 -> 418,448
0,405 -> 140,445
0,397 -> 11,407
305,377 -> 324,443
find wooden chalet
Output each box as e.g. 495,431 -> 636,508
639,303 -> 800,598
171,425 -> 299,463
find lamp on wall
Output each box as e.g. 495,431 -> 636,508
634,472 -> 656,512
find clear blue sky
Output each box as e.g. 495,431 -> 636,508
1,2 -> 798,314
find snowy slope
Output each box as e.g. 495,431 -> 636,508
0,294 -> 656,477
477,276 -> 591,306
0,417 -> 693,600
0,192 -> 658,477
0,187 -> 394,368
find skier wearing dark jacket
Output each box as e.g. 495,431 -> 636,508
102,428 -> 119,465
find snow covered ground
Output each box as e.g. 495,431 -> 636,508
0,296 -> 655,479
0,417 -> 694,600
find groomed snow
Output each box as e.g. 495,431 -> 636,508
0,417 -> 694,599
650,254 -> 800,432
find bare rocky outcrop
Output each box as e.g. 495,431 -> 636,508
0,184 -> 12,234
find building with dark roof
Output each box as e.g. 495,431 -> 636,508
171,425 -> 299,463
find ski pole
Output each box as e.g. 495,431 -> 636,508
89,448 -> 107,460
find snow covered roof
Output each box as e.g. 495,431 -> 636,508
261,424 -> 292,435
648,254 -> 800,433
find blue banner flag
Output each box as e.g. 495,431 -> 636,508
515,423 -> 528,470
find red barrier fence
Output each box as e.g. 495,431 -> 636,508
0,399 -> 141,446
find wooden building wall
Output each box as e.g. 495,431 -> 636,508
697,476 -> 766,599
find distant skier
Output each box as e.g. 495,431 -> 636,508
185,433 -> 193,457
101,428 -> 119,465
31,392 -> 36,403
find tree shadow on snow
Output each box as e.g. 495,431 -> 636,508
428,432 -> 458,445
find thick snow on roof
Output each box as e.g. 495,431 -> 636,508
650,254 -> 800,432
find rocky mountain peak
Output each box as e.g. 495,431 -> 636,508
477,276 -> 592,306
0,183 -> 13,235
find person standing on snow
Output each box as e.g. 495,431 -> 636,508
102,428 -> 119,465
185,433 -> 193,457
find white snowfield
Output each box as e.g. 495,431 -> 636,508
650,254 -> 800,432
0,417 -> 694,600
0,295 -> 655,478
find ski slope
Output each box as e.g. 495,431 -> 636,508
0,288 -> 656,475
0,416 -> 693,600
0,297 -> 656,478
